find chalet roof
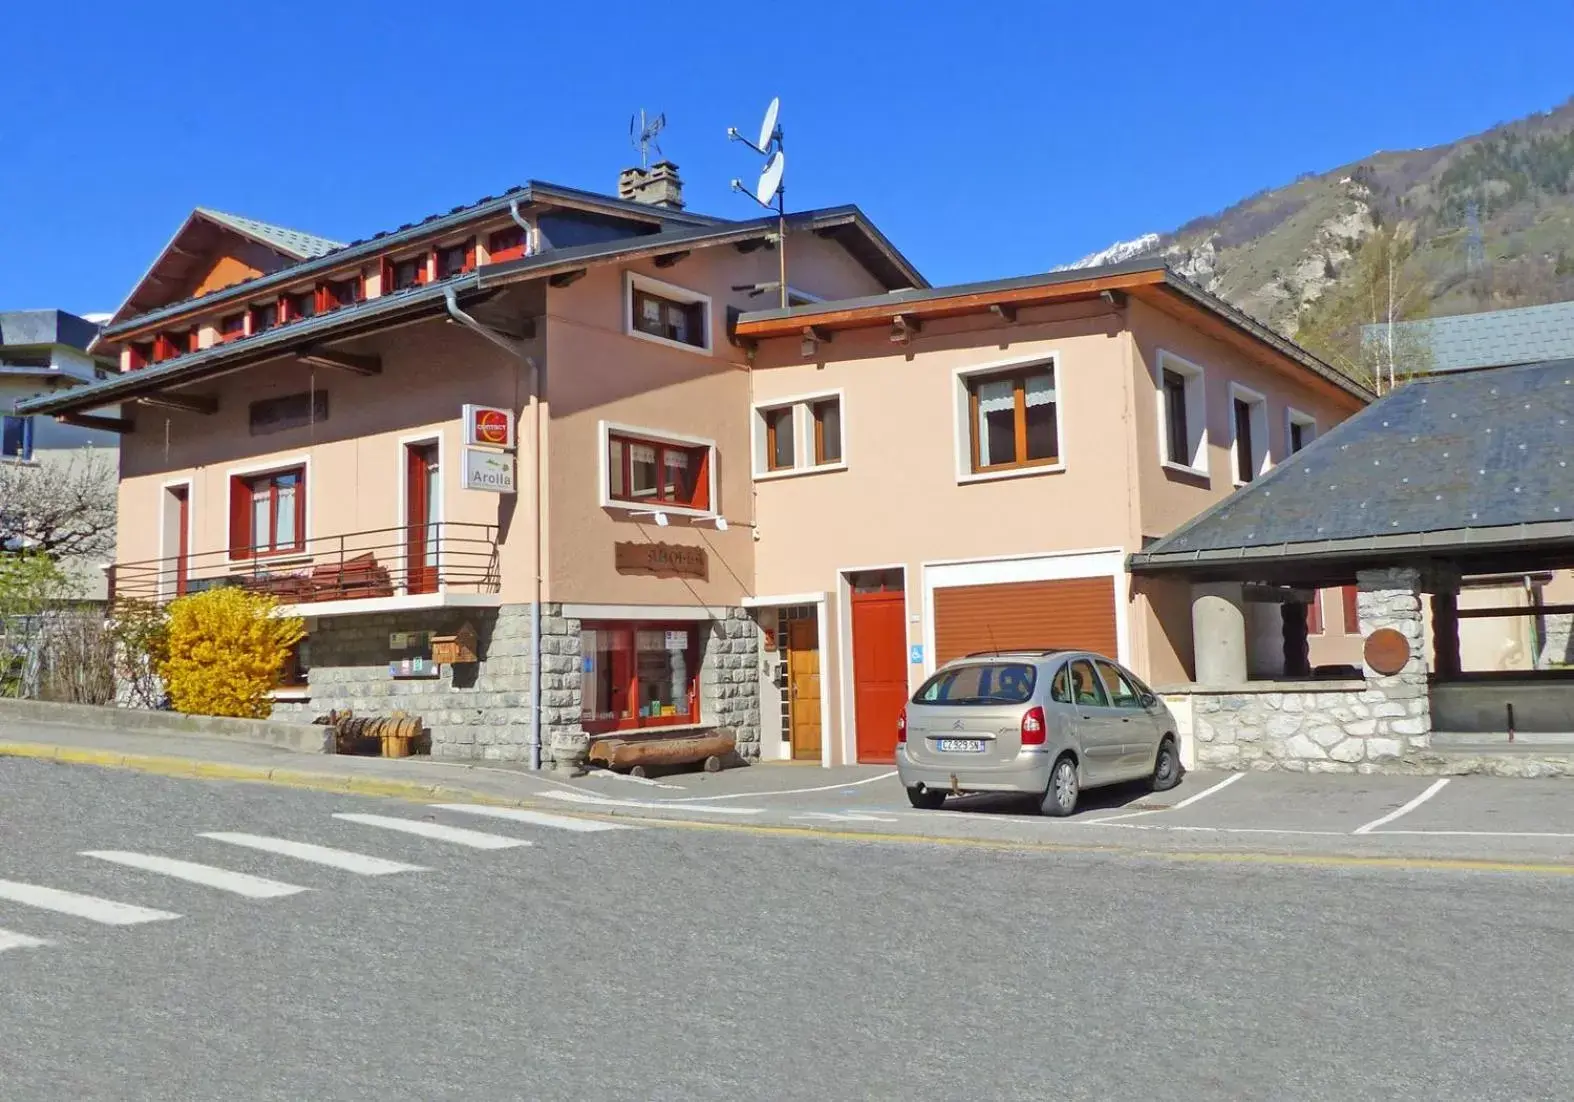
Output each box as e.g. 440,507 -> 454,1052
17,206 -> 917,422
196,209 -> 343,260
1129,358 -> 1574,580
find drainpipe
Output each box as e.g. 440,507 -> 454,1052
444,287 -> 546,770
508,199 -> 534,251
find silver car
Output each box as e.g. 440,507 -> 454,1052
895,649 -> 1182,816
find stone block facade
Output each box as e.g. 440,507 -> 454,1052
272,604 -> 538,762
272,603 -> 762,769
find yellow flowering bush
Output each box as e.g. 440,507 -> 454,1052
159,587 -> 305,719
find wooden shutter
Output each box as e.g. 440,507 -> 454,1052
1342,586 -> 1360,634
379,256 -> 395,295
463,237 -> 477,272
932,577 -> 1118,666
228,476 -> 251,560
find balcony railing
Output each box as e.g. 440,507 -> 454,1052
110,522 -> 501,607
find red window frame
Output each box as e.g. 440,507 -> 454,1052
127,342 -> 153,370
436,238 -> 476,279
579,620 -> 701,734
488,226 -> 528,263
220,313 -> 245,342
248,301 -> 279,334
386,254 -> 428,292
606,431 -> 712,511
1341,585 -> 1359,634
318,277 -> 362,313
228,466 -> 307,561
284,290 -> 317,322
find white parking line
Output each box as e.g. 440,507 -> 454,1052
81,851 -> 308,899
0,879 -> 181,926
541,791 -> 763,815
1086,772 -> 1246,823
430,804 -> 634,833
1375,829 -> 1574,839
200,833 -> 427,875
1353,778 -> 1450,834
332,813 -> 531,850
0,929 -> 51,953
662,771 -> 899,803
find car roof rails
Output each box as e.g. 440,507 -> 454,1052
960,648 -> 1074,659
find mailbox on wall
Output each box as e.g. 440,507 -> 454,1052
431,622 -> 479,666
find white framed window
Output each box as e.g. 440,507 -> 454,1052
1286,407 -> 1317,455
624,272 -> 713,355
951,354 -> 1065,484
597,420 -> 719,519
1155,350 -> 1207,477
751,390 -> 846,479
1228,383 -> 1269,485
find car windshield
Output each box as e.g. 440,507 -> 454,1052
913,663 -> 1037,705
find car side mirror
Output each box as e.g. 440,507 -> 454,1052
1139,693 -> 1157,709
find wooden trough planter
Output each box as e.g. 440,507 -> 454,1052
588,730 -> 736,777
313,710 -> 425,757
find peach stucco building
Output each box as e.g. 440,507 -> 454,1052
23,165 -> 1372,768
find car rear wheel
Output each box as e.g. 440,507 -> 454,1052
907,786 -> 947,810
1041,755 -> 1079,817
1149,737 -> 1181,792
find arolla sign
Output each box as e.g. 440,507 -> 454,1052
461,404 -> 516,449
462,446 -> 516,493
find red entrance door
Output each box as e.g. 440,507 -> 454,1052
851,588 -> 908,763
405,444 -> 439,594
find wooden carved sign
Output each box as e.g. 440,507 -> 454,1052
614,542 -> 708,580
1363,627 -> 1411,676
431,622 -> 479,665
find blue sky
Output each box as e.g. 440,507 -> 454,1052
7,1 -> 1574,316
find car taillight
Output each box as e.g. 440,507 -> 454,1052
897,706 -> 907,744
1020,706 -> 1046,746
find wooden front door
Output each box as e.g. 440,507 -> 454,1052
405,443 -> 439,594
787,618 -> 822,760
851,589 -> 908,764
171,486 -> 190,597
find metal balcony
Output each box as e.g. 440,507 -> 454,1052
109,522 -> 501,610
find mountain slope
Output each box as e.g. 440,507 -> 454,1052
1066,98 -> 1574,380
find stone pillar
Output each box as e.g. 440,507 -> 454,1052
540,604 -> 588,772
701,608 -> 762,761
1192,582 -> 1248,686
1356,567 -> 1430,747
1282,602 -> 1311,678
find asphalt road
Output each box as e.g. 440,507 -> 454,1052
2,758 -> 1573,1101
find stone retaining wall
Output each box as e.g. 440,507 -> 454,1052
1178,682 -> 1429,772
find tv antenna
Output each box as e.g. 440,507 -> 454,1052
727,97 -> 789,308
630,109 -> 666,169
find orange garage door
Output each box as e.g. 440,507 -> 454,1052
932,577 -> 1118,665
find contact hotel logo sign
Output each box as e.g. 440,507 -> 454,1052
461,403 -> 517,493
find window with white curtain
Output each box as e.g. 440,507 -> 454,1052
964,364 -> 1059,473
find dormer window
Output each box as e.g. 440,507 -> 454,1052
390,255 -> 427,291
249,302 -> 279,334
488,226 -> 528,263
285,290 -> 317,321
436,239 -> 475,279
320,277 -> 362,311
128,341 -> 154,370
220,314 -> 245,342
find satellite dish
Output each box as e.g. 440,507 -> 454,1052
755,151 -> 785,207
757,97 -> 780,152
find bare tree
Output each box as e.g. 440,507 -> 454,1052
0,448 -> 118,560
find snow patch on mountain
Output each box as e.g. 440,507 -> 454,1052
1055,232 -> 1162,271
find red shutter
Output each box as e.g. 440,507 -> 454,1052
187,329 -> 200,353
379,257 -> 395,295
420,250 -> 434,285
277,292 -> 291,322
293,468 -> 307,552
1342,586 -> 1360,634
463,237 -> 477,272
229,477 -> 251,560
690,446 -> 711,512
1307,591 -> 1324,635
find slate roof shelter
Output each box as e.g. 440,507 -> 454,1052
1366,300 -> 1574,374
1129,358 -> 1574,586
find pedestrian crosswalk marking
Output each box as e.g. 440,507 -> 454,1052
540,790 -> 763,815
0,879 -> 181,926
430,804 -> 634,833
199,832 -> 427,875
0,928 -> 50,953
81,851 -> 308,899
331,812 -> 531,850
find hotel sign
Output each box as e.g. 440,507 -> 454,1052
614,542 -> 708,580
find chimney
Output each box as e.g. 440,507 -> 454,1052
618,161 -> 685,210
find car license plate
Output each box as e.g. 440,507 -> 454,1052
936,738 -> 986,753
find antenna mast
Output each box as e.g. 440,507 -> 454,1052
727,97 -> 788,309
629,109 -> 666,170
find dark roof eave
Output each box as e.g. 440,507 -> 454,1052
1157,271 -> 1373,403
1129,519 -> 1574,574
99,182 -> 722,342
736,256 -> 1168,325
17,275 -> 489,418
